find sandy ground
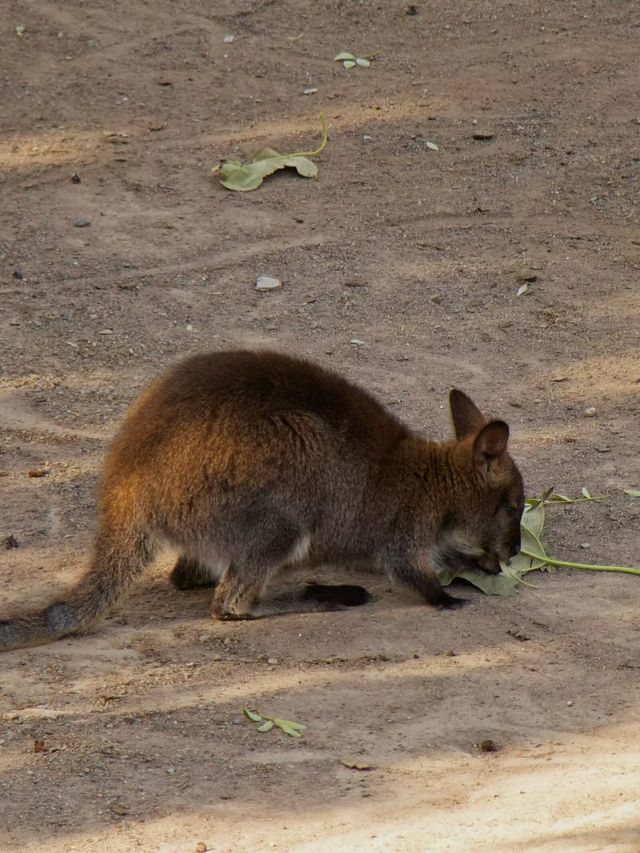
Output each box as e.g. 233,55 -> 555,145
1,1 -> 639,851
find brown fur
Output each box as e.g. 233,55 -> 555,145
0,350 -> 524,651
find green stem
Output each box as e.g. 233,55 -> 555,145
290,113 -> 328,158
521,549 -> 640,576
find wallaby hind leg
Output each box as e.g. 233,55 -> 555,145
170,556 -> 218,590
211,565 -> 264,620
210,515 -> 373,620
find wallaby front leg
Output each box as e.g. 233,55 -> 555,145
385,554 -> 466,609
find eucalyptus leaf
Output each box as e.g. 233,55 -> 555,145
242,707 -> 263,722
522,502 -> 545,538
257,720 -> 274,732
343,60 -> 356,69
334,51 -> 355,61
426,141 -> 439,151
355,57 -> 371,67
273,718 -> 306,737
581,487 -> 592,499
214,114 -> 328,192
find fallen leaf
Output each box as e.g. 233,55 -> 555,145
340,756 -> 373,770
214,115 -> 327,192
28,467 -> 50,478
242,707 -> 263,722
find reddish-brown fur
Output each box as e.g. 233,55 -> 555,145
0,350 -> 524,651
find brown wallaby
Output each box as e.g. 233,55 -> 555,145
0,350 -> 524,651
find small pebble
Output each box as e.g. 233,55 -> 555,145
267,657 -> 279,665
195,844 -> 208,853
350,339 -> 365,346
74,218 -> 92,227
13,269 -> 24,280
472,130 -> 495,141
478,739 -> 497,752
579,543 -> 591,550
223,34 -> 235,43
255,275 -> 283,292
567,700 -> 574,707
584,407 -> 597,417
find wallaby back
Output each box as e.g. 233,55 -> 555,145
0,350 -> 524,651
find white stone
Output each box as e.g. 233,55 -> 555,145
256,275 -> 283,291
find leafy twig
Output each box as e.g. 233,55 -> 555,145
242,707 -> 306,738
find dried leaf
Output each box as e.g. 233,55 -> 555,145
340,756 -> 373,770
214,115 -> 327,192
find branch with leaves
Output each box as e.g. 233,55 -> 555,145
437,487 -> 640,596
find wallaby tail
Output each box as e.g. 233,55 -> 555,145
0,531 -> 154,652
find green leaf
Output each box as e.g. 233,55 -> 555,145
273,718 -> 306,738
284,155 -> 317,177
454,567 -> 522,596
334,51 -> 355,61
581,487 -> 591,499
355,57 -> 371,67
426,141 -> 439,151
624,488 -> 640,498
257,720 -> 274,732
522,502 -> 545,538
242,707 -> 263,722
214,114 -> 328,192
343,60 -> 356,69
516,283 -> 528,296
15,24 -> 26,36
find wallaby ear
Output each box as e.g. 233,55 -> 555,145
449,389 -> 486,439
473,420 -> 510,472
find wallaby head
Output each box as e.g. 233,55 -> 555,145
437,389 -> 524,574
0,350 -> 526,652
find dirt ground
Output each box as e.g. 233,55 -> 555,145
1,1 -> 639,851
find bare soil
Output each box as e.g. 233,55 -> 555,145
1,1 -> 639,851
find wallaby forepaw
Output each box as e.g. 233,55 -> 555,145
436,592 -> 468,610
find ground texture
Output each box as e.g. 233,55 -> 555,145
1,1 -> 639,851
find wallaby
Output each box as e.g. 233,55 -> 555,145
0,350 -> 524,651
